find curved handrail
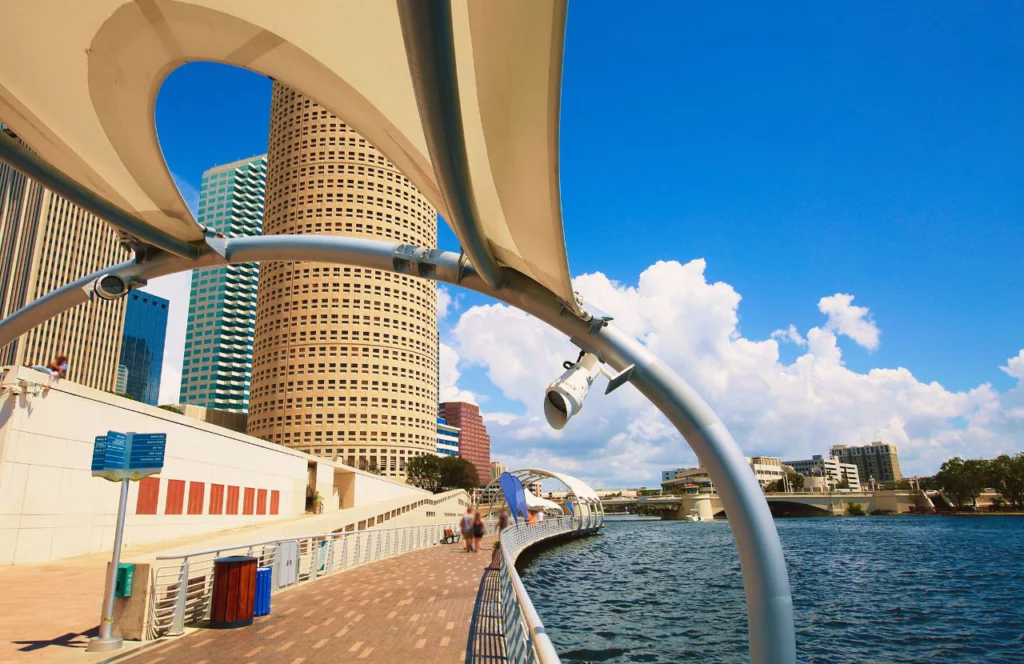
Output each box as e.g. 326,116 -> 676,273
498,515 -> 603,663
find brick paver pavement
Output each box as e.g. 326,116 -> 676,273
128,536 -> 501,664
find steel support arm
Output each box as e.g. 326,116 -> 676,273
0,234 -> 795,663
0,132 -> 201,259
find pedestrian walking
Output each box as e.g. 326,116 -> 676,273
460,508 -> 475,552
498,507 -> 510,532
472,510 -> 486,554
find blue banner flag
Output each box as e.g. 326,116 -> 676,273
499,472 -> 527,524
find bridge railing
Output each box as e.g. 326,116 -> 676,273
149,521 -> 456,638
498,514 -> 603,664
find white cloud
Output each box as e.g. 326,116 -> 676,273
439,342 -> 477,405
818,293 -> 880,350
437,286 -> 452,320
449,259 -> 1024,488
1001,350 -> 1024,381
771,324 -> 807,346
140,270 -> 193,405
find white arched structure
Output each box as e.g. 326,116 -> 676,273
0,3 -> 795,662
482,467 -> 605,531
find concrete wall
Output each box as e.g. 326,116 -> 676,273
0,367 -> 429,564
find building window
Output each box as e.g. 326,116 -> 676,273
165,480 -> 186,515
136,477 -> 160,515
226,486 -> 240,515
243,487 -> 256,515
187,482 -> 205,515
209,484 -> 225,515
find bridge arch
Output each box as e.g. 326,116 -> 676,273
765,501 -> 832,518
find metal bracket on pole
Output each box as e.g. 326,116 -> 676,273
603,364 -> 635,394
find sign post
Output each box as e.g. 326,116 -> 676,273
86,431 -> 166,653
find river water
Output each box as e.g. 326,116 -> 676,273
518,516 -> 1024,663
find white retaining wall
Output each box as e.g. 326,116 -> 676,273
0,366 -> 430,564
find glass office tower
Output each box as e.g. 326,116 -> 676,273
179,155 -> 267,412
119,291 -> 169,405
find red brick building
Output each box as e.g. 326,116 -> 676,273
439,402 -> 490,486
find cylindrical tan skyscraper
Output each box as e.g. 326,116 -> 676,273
248,83 -> 438,480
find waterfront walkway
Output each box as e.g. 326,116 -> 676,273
127,535 -> 502,664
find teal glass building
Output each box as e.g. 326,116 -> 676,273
179,155 -> 267,412
119,291 -> 169,405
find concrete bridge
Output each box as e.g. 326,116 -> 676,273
601,490 -> 936,519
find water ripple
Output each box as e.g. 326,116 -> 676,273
519,516 -> 1024,663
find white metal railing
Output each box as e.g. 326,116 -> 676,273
149,521 -> 455,638
498,515 -> 603,664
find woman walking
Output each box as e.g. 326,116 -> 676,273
472,510 -> 486,554
460,508 -> 475,552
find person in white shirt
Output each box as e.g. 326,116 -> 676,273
459,508 -> 475,552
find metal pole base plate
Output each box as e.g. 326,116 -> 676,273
86,636 -> 123,652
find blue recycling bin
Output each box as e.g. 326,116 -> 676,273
254,566 -> 272,617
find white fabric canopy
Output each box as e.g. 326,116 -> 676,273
544,470 -> 600,502
523,491 -> 564,513
0,0 -> 575,306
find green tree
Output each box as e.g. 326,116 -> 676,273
365,458 -> 382,475
787,470 -> 805,492
836,478 -> 850,490
936,457 -> 989,510
846,503 -> 866,516
987,453 -> 1024,510
439,456 -> 480,491
406,454 -> 442,492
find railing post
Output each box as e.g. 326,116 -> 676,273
169,558 -> 189,636
376,531 -> 383,561
310,539 -> 320,582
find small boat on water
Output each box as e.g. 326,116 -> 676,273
684,509 -> 705,522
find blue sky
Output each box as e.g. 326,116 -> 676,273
150,2 -> 1023,482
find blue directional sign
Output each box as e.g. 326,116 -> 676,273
91,435 -> 108,474
127,433 -> 165,480
91,431 -> 166,482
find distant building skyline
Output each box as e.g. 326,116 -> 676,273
783,455 -> 862,492
831,442 -> 903,484
119,291 -> 169,405
179,154 -> 267,412
437,418 -> 459,457
490,461 -> 508,484
439,402 -> 490,486
0,125 -> 129,391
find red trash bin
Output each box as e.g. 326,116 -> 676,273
210,555 -> 257,628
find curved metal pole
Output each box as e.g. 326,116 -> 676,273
0,235 -> 796,663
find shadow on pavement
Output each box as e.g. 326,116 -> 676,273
465,568 -> 505,663
13,627 -> 98,652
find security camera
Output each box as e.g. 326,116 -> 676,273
543,353 -> 635,430
92,274 -> 129,300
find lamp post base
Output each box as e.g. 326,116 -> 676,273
86,635 -> 123,652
